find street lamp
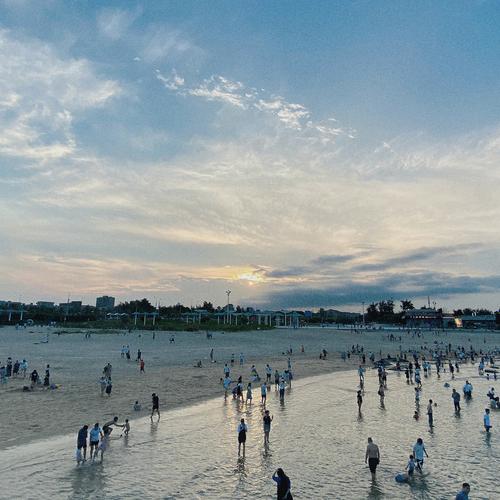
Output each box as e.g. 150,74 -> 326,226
226,290 -> 231,325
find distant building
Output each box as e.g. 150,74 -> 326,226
458,314 -> 497,329
36,301 -> 55,309
96,296 -> 115,311
404,308 -> 442,328
59,301 -> 82,315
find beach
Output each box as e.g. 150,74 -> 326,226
0,325 -> 498,451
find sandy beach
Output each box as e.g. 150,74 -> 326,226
0,325 -> 498,450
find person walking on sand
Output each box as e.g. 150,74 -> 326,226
140,358 -> 145,374
274,370 -> 280,390
151,393 -> 160,421
266,364 -> 272,384
263,410 -> 273,445
365,437 -> 380,479
272,468 -> 293,500
238,418 -> 248,456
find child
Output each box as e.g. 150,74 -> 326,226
413,411 -> 419,420
123,419 -> 130,436
406,455 -> 415,477
484,408 -> 492,433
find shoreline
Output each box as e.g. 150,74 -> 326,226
1,325 -> 499,451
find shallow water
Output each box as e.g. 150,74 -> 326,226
0,366 -> 497,499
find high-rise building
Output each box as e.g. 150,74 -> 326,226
96,296 -> 115,310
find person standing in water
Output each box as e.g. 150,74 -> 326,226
452,389 -> 461,412
272,468 -> 293,500
263,410 -> 273,445
279,378 -> 286,401
76,425 -> 88,463
89,423 -> 103,461
261,382 -> 267,404
365,437 -> 380,479
237,418 -> 248,456
246,383 -> 253,404
357,390 -> 363,412
427,399 -> 434,427
413,438 -> 429,472
151,393 -> 160,421
484,408 -> 492,432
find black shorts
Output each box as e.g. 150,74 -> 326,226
152,405 -> 159,411
368,458 -> 379,473
77,443 -> 87,450
238,434 -> 246,444
90,440 -> 99,447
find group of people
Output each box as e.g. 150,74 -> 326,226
0,357 -> 29,382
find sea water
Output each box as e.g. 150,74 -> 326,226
0,366 -> 497,499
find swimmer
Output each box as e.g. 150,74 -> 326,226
133,400 -> 142,411
365,437 -> 380,479
455,482 -> 471,500
237,418 -> 248,456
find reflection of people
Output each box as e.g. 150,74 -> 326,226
365,437 -> 380,479
272,468 -> 292,500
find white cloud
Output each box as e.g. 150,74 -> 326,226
156,70 -> 353,140
141,27 -> 195,63
97,7 -> 142,40
0,29 -> 121,160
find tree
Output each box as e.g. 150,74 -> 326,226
400,300 -> 414,311
366,303 -> 379,322
202,301 -> 214,312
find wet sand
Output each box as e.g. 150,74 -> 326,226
0,325 -> 498,450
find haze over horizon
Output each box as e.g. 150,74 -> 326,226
1,1 -> 499,312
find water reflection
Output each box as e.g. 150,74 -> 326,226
0,366 -> 498,499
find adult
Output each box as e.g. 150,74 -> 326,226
263,410 -> 273,445
272,468 -> 293,500
99,376 -> 107,396
452,389 -> 461,412
413,438 -> 429,472
105,378 -> 113,396
427,399 -> 434,427
151,393 -> 160,420
77,425 -> 88,463
238,418 -> 248,456
261,382 -> 267,404
455,482 -> 471,500
357,390 -> 363,412
102,416 -> 121,437
365,437 -> 380,479
89,423 -> 103,460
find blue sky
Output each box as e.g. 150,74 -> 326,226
1,0 -> 499,311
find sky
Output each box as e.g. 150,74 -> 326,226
1,0 -> 499,312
